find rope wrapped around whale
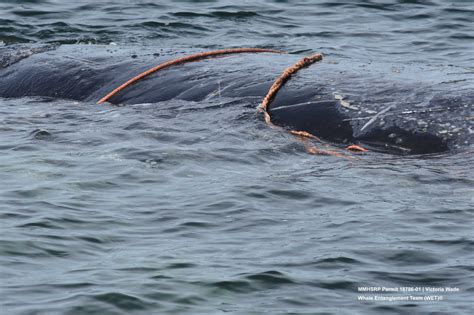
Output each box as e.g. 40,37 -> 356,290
260,53 -> 323,124
96,48 -> 366,155
259,53 -> 367,155
97,48 -> 284,104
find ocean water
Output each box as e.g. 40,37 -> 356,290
1,1 -> 473,314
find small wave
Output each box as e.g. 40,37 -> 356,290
92,292 -> 153,311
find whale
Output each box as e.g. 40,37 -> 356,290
0,44 -> 472,155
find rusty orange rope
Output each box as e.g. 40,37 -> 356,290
260,53 -> 367,156
260,53 -> 323,124
97,48 -> 285,104
259,53 -> 341,156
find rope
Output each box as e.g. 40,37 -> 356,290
260,53 -> 323,124
97,48 -> 367,156
260,53 -> 367,155
97,48 -> 285,104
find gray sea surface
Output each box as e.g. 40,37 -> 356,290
1,1 -> 473,314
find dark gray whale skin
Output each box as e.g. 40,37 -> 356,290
1,44 -> 472,155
